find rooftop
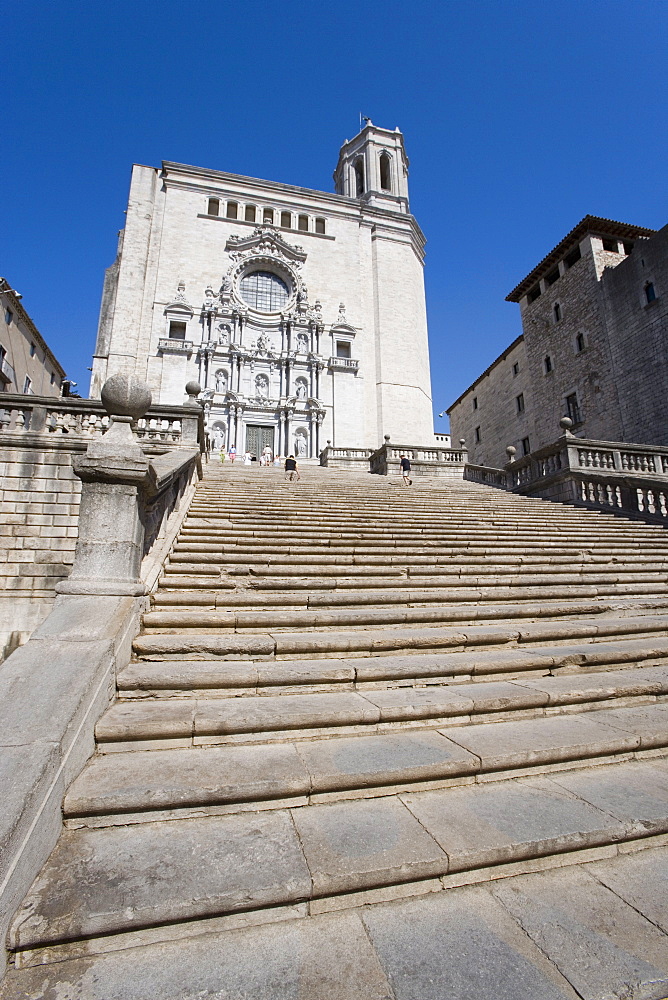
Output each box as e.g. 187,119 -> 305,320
505,215 -> 657,302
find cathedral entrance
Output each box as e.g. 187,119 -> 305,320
245,424 -> 275,457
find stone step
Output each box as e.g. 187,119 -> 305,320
120,637 -> 668,696
140,600 -> 668,635
132,610 -> 668,660
10,755 -> 668,961
95,672 -> 668,750
5,847 -> 668,1000
67,698 -> 668,822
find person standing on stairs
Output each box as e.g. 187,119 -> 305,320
400,454 -> 413,485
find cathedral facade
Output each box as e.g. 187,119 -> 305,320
91,123 -> 435,457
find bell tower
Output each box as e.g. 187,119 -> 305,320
333,120 -> 410,212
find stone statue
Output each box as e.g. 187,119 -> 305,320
295,380 -> 307,400
256,332 -> 270,352
296,333 -> 309,354
295,432 -> 307,458
211,424 -> 226,451
337,302 -> 347,324
203,286 -> 216,310
217,324 -> 229,344
215,370 -> 227,393
255,374 -> 269,399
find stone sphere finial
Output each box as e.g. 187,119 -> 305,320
185,380 -> 202,398
459,438 -> 466,447
384,434 -> 391,443
559,416 -> 573,432
506,445 -> 517,460
101,374 -> 152,419
326,439 -> 331,446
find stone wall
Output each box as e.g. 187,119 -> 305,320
0,435 -> 83,659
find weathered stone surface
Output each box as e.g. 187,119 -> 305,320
443,712 -> 640,770
296,730 -> 479,793
119,659 -> 259,691
291,796 -> 447,895
362,686 -> 473,720
65,743 -> 310,816
593,703 -> 668,748
402,776 -> 627,871
194,692 -> 380,735
10,810 -> 311,948
132,634 -> 275,657
549,759 -> 668,835
520,663 -> 668,703
586,845 -> 668,934
492,866 -> 668,1000
96,699 -> 195,742
362,885 -> 580,999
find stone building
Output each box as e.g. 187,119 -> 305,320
90,123 -> 435,456
0,278 -> 66,397
448,216 -> 667,468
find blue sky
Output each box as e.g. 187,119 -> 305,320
4,0 -> 668,428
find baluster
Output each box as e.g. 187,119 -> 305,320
15,409 -> 26,430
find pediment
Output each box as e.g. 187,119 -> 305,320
226,226 -> 308,265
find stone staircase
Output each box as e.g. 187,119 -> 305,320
4,465 -> 668,998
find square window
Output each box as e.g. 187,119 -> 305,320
516,393 -> 525,414
207,198 -> 220,216
245,205 -> 256,223
527,286 -> 541,303
226,202 -> 238,220
602,238 -> 618,253
564,246 -> 582,268
298,215 -> 309,232
545,268 -> 559,286
336,341 -> 351,359
263,208 -> 274,224
169,321 -> 187,340
280,211 -> 292,228
315,218 -> 326,235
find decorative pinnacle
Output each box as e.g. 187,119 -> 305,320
100,374 -> 152,420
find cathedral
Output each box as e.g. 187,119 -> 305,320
90,123 -> 435,457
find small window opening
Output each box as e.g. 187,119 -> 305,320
245,205 -> 257,223
169,321 -> 187,340
30,342 -> 36,357
263,208 -> 274,224
575,332 -> 585,354
298,215 -> 309,232
566,392 -> 581,424
553,303 -> 562,322
280,211 -> 292,228
527,285 -> 541,303
4,308 -> 13,325
645,282 -> 657,304
522,437 -> 531,456
336,341 -> 351,359
516,393 -> 525,414
315,217 -> 326,234
226,202 -> 238,220
474,426 -> 481,444
472,396 -> 478,410
564,246 -> 582,268
354,158 -> 365,197
23,376 -> 32,394
544,355 -> 553,374
623,242 -> 634,255
379,153 -> 391,192
512,362 -> 520,376
545,268 -> 559,287
50,371 -> 55,384
207,198 -> 220,216
602,238 -> 618,253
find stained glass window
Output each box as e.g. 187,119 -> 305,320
239,271 -> 290,312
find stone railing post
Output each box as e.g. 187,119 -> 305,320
56,375 -> 152,597
181,380 -> 203,447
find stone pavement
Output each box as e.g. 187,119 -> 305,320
3,465 -> 668,998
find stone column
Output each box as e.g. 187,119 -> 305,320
56,375 -> 152,597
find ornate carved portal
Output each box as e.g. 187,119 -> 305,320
197,225 -> 332,458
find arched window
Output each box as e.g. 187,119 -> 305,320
280,211 -> 292,228
207,198 -> 220,216
379,152 -> 391,192
226,202 -> 238,219
239,270 -> 290,312
553,303 -> 562,322
354,158 -> 365,197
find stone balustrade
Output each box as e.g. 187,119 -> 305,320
465,418 -> 668,524
0,392 -> 201,450
370,440 -> 468,478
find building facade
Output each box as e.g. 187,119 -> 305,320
0,278 -> 65,398
90,123 -> 435,457
448,216 -> 667,468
